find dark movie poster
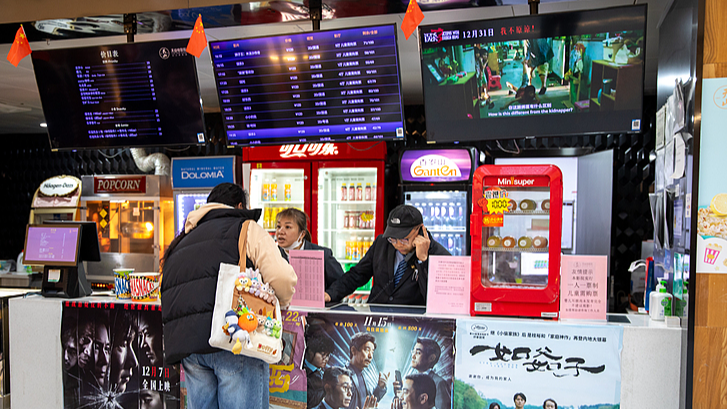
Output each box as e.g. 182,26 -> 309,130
306,313 -> 455,409
61,302 -> 180,409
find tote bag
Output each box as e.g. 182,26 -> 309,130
208,220 -> 283,364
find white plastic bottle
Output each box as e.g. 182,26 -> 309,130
649,279 -> 673,321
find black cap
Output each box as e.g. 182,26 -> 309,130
383,205 -> 423,239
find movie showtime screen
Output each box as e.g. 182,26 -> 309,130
419,5 -> 646,141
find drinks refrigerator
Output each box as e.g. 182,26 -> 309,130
171,156 -> 239,235
400,148 -> 477,256
470,165 -> 563,318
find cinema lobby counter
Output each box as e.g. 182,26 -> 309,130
8,297 -> 682,409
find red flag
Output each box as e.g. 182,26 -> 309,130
401,0 -> 424,40
186,15 -> 207,58
6,25 -> 31,67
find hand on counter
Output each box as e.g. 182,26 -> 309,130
324,292 -> 331,302
413,226 -> 430,262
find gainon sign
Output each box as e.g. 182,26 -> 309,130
94,176 -> 147,194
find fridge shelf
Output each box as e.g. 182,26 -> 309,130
323,200 -> 376,205
427,227 -> 467,233
485,246 -> 549,253
260,200 -> 305,205
338,259 -> 360,264
492,210 -> 550,216
324,228 -> 375,234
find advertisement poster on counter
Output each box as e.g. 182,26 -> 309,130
269,310 -> 308,409
454,319 -> 623,409
697,78 -> 727,274
306,312 -> 455,409
61,302 -> 180,409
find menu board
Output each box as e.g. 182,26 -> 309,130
24,226 -> 80,265
32,39 -> 206,150
210,24 -> 405,146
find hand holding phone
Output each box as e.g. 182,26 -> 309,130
393,370 -> 403,396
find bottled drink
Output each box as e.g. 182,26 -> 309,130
428,203 -> 436,228
348,183 -> 355,201
358,237 -> 364,261
343,211 -> 350,229
433,233 -> 440,246
371,184 -> 376,201
341,183 -> 348,201
284,181 -> 291,201
447,234 -> 455,254
365,183 -> 372,201
352,237 -> 360,260
356,183 -> 363,201
264,207 -> 273,229
345,240 -> 351,260
422,203 -> 430,225
433,205 -> 441,229
449,203 -> 456,227
457,202 -> 465,226
271,179 -> 278,201
263,179 -> 270,201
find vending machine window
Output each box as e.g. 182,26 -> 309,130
471,165 -> 563,318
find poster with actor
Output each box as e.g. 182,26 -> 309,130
453,319 -> 623,409
61,302 -> 180,409
306,312 -> 455,409
270,310 -> 308,409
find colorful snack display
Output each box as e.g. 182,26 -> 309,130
487,236 -> 501,247
532,236 -> 548,249
502,236 -> 516,248
517,236 -> 532,249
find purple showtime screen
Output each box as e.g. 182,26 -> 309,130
401,149 -> 473,182
210,24 -> 405,146
24,226 -> 80,265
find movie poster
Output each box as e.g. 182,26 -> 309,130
270,310 -> 308,409
306,312 -> 455,409
61,302 -> 180,409
454,319 -> 623,409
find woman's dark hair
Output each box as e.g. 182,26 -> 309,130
276,208 -> 312,242
489,403 -> 501,409
543,399 -> 558,409
207,183 -> 246,208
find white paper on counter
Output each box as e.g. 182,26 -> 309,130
289,249 -> 325,308
426,256 -> 470,315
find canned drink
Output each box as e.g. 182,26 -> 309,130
113,268 -> 133,299
130,272 -> 160,302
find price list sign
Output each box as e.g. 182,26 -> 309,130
32,39 -> 206,150
210,24 -> 405,146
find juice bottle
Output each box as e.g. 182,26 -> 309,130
284,180 -> 291,201
262,179 -> 270,201
364,183 -> 372,201
264,207 -> 272,229
371,184 -> 376,201
343,211 -> 350,229
271,179 -> 278,201
358,237 -> 365,259
348,183 -> 355,201
356,183 -> 363,201
352,238 -> 360,260
345,240 -> 351,260
341,183 -> 348,201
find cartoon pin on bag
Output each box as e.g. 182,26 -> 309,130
209,221 -> 284,363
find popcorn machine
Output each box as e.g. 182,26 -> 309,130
80,175 -> 173,283
470,165 -> 563,318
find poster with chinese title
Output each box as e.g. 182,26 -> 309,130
270,310 -> 307,409
454,319 -> 623,409
306,312 -> 455,409
61,302 -> 180,409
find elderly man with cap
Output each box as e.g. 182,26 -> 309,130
324,205 -> 451,305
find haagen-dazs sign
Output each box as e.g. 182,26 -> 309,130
39,175 -> 81,197
411,154 -> 462,178
94,176 -> 147,194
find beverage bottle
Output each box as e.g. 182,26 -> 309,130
356,183 -> 363,201
264,207 -> 272,229
457,202 -> 465,227
345,240 -> 351,260
341,183 -> 348,201
422,202 -> 430,225
343,211 -> 350,229
442,202 -> 450,228
352,238 -> 360,260
371,184 -> 376,201
365,183 -> 372,201
271,179 -> 278,201
433,233 -> 440,247
358,237 -> 365,260
284,181 -> 291,201
447,234 -> 455,253
349,183 -> 355,201
454,234 -> 462,256
449,203 -> 456,228
263,179 -> 270,201
428,203 -> 436,228
433,205 -> 441,228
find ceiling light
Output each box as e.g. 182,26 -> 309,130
40,122 -> 47,127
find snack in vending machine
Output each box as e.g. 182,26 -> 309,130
284,181 -> 291,201
271,179 -> 278,201
356,183 -> 363,201
341,183 -> 348,201
365,183 -> 372,201
263,179 -> 270,201
348,183 -> 355,201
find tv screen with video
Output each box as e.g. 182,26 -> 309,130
32,39 -> 206,150
210,24 -> 405,146
419,5 -> 646,141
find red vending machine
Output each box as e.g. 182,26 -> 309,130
470,165 -> 563,318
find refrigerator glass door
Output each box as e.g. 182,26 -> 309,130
317,167 -> 378,271
404,190 -> 467,256
250,169 -> 306,233
174,192 -> 209,234
481,186 -> 551,288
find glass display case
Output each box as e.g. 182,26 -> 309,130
80,175 -> 173,283
405,190 -> 468,256
471,165 -> 563,318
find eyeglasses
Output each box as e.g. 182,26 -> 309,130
337,384 -> 353,393
387,237 -> 410,246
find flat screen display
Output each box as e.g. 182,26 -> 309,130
210,24 -> 405,146
32,39 -> 206,150
24,225 -> 81,266
419,5 -> 646,141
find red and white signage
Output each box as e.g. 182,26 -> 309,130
94,176 -> 147,194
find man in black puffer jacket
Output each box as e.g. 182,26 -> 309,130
161,183 -> 297,409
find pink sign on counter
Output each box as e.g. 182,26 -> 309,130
559,255 -> 608,321
426,256 -> 471,315
289,249 -> 325,308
